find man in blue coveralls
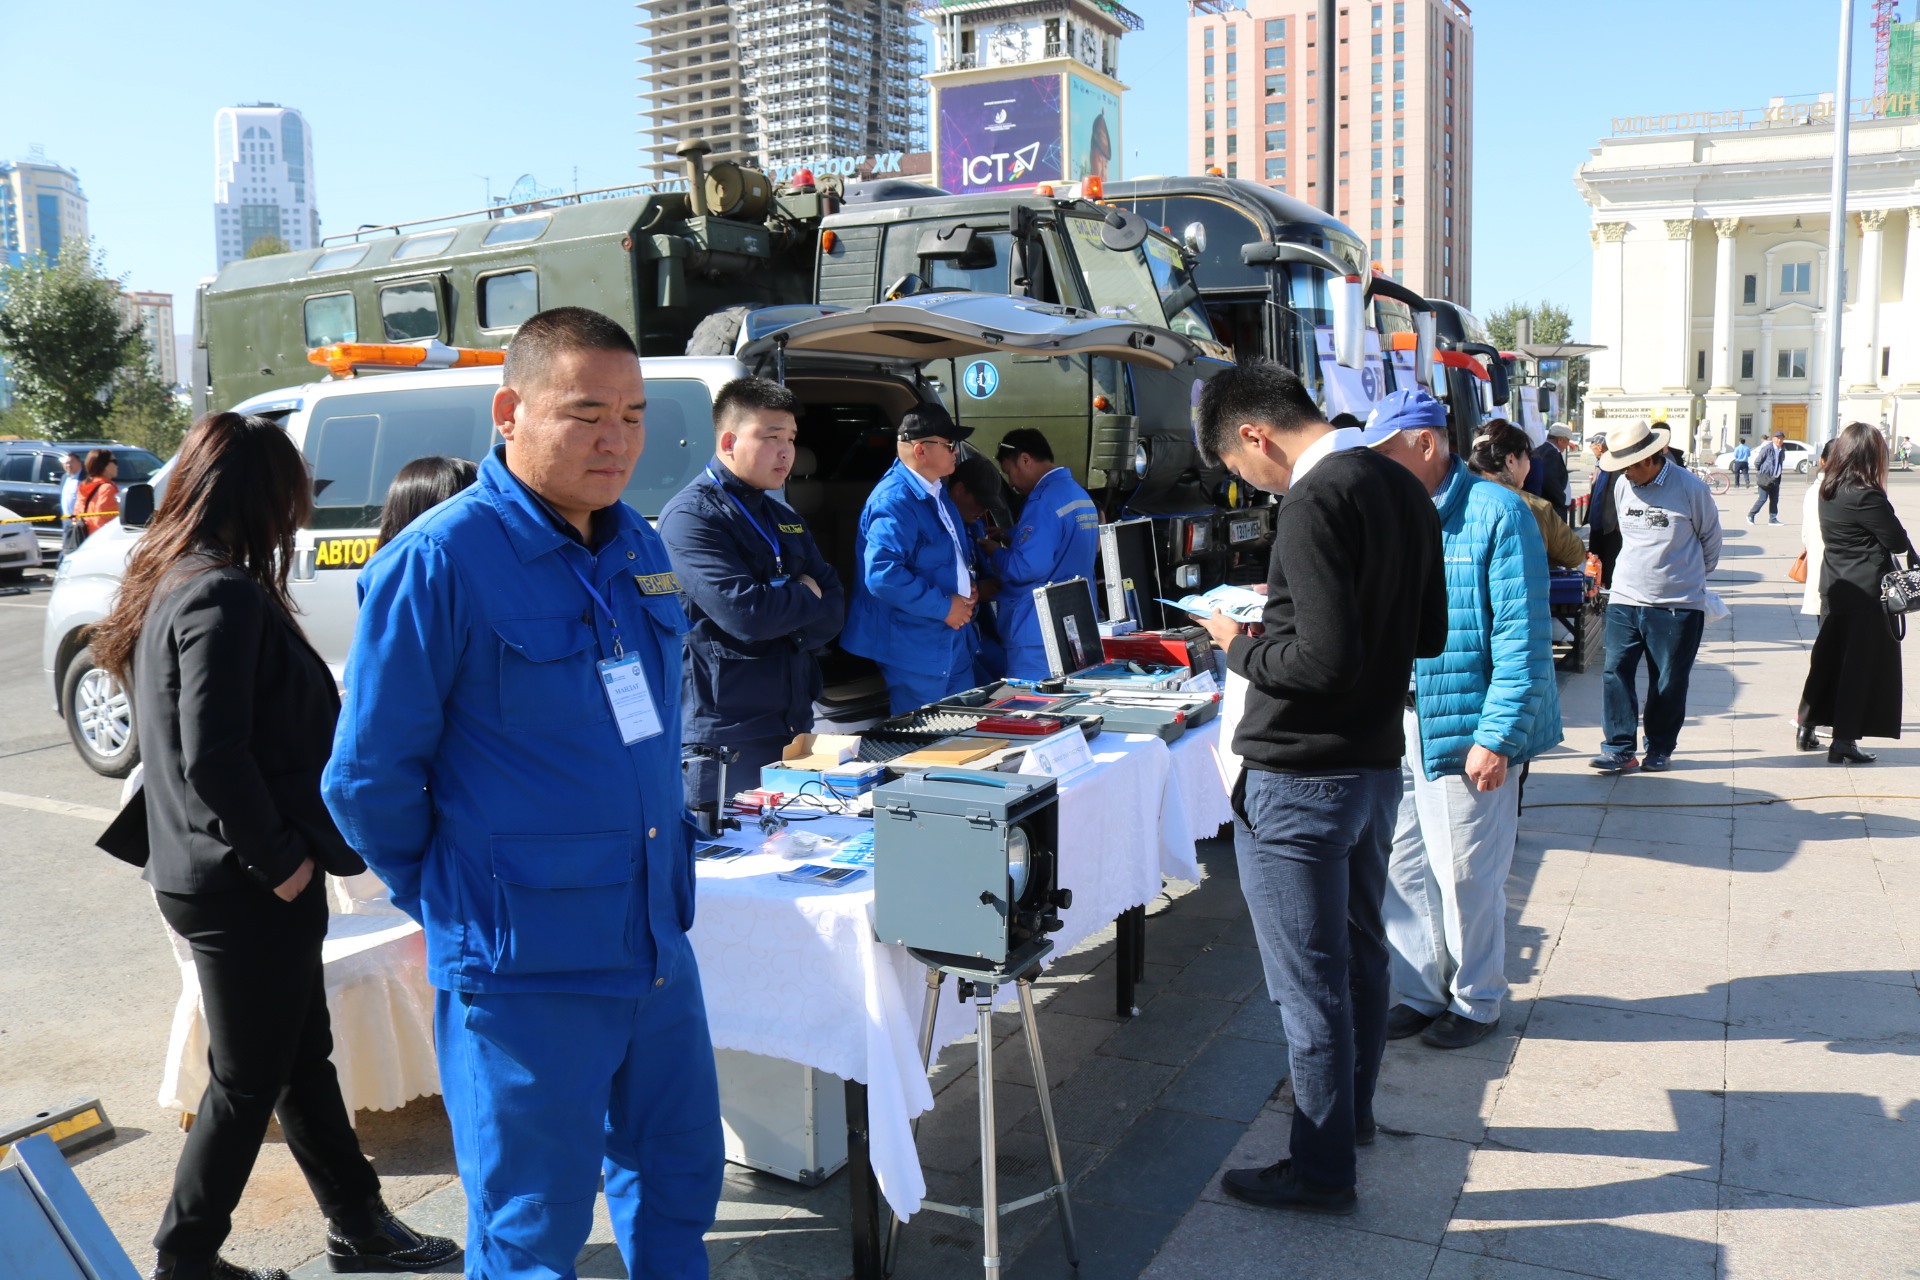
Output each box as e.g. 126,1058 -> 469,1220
323,308 -> 721,1280
841,402 -> 980,712
991,427 -> 1100,680
659,376 -> 844,816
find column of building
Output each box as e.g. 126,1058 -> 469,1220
1587,221 -> 1628,396
1896,208 -> 1920,442
1663,219 -> 1695,398
1848,209 -> 1887,391
1703,217 -> 1741,452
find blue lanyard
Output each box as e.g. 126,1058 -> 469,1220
707,466 -> 785,578
567,558 -> 625,658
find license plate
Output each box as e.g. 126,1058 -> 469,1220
1229,517 -> 1261,543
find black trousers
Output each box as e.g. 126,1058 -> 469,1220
152,878 -> 380,1259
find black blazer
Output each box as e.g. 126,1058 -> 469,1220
131,555 -> 364,894
1819,484 -> 1915,604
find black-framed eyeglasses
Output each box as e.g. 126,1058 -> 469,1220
919,438 -> 959,453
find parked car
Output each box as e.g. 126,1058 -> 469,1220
0,440 -> 166,555
1715,439 -> 1813,474
45,292 -> 1215,776
0,502 -> 43,582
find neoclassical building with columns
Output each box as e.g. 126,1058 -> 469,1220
1575,108 -> 1920,455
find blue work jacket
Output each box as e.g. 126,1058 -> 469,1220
1411,459 -> 1564,778
990,466 -> 1100,678
322,446 -> 700,997
841,459 -> 975,679
658,461 -> 843,746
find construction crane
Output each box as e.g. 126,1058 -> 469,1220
1874,0 -> 1901,106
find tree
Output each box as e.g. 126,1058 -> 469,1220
102,337 -> 190,458
0,246 -> 143,440
244,235 -> 292,259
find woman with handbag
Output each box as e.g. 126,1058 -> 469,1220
1796,422 -> 1916,764
88,414 -> 455,1280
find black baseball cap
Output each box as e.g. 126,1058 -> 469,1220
897,402 -> 973,443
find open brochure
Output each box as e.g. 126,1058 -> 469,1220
1156,583 -> 1266,625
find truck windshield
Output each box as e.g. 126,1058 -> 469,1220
1143,238 -> 1214,341
1062,217 -> 1218,345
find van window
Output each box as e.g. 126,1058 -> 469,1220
301,384 -> 497,530
36,452 -> 68,484
483,215 -> 550,246
393,230 -> 457,261
311,245 -> 370,272
480,270 -> 539,329
0,455 -> 35,482
620,378 -> 713,519
304,293 -> 357,347
380,280 -> 442,341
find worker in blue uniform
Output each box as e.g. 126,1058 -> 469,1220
991,427 -> 1101,680
659,376 -> 844,817
841,403 -> 980,712
322,308 -> 721,1280
948,452 -> 1010,684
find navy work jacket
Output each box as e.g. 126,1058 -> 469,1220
841,459 -> 976,679
989,466 -> 1100,678
657,459 -> 844,745
323,446 -> 700,997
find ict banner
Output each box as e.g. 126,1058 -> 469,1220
937,77 -> 1065,194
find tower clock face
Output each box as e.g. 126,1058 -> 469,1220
990,21 -> 1026,63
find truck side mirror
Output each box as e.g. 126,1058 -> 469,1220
1412,311 -> 1437,390
1328,276 -> 1366,371
120,483 -> 155,530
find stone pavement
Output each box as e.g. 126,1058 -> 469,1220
275,474 -> 1920,1279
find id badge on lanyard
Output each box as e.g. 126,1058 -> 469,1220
571,560 -> 664,745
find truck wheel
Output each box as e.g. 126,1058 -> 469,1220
63,645 -> 139,778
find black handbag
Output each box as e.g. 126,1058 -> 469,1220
1879,554 -> 1920,639
96,784 -> 149,868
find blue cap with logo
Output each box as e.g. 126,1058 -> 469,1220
1360,388 -> 1449,447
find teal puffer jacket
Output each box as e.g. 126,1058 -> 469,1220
1413,460 -> 1564,779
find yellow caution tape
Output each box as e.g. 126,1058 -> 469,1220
0,512 -> 118,524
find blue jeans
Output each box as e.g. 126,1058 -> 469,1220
1602,604 -> 1706,757
1233,765 -> 1401,1191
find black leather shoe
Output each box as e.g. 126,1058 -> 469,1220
1795,723 -> 1821,751
1220,1159 -> 1357,1215
1421,1011 -> 1501,1050
325,1197 -> 460,1273
1828,741 -> 1878,765
150,1255 -> 290,1280
1385,1003 -> 1437,1040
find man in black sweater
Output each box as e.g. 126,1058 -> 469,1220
1192,360 -> 1446,1215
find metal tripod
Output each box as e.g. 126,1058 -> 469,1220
886,965 -> 1079,1277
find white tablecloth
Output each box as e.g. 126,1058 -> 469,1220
1147,720 -> 1234,881
689,733 -> 1177,1220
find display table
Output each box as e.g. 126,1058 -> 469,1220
690,731 -> 1178,1222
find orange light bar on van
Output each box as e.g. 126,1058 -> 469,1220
1083,175 -> 1104,200
308,341 -> 506,378
1035,183 -> 1057,197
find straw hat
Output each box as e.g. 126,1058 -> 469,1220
1595,420 -> 1671,471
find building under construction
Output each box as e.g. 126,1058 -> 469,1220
636,0 -> 926,181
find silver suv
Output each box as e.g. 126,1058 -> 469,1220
43,294 -> 1207,775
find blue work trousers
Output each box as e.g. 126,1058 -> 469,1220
1602,604 -> 1706,758
1232,765 -> 1401,1191
878,628 -> 977,713
435,975 -> 723,1280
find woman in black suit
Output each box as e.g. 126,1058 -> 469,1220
1797,421 -> 1916,765
90,414 -> 454,1280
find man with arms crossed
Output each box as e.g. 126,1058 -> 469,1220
1192,361 -> 1446,1214
325,308 -> 721,1279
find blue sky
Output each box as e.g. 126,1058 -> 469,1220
0,0 -> 1884,345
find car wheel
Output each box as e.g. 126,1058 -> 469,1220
62,645 -> 139,778
1797,459 -> 1811,474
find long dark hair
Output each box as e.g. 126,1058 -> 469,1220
90,413 -> 312,679
1468,418 -> 1533,482
1820,421 -> 1888,501
378,455 -> 478,546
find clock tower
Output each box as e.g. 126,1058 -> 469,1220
923,0 -> 1139,195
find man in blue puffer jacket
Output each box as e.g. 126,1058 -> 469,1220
1364,390 -> 1563,1050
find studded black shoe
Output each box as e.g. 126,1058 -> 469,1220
150,1254 -> 290,1280
324,1197 -> 460,1273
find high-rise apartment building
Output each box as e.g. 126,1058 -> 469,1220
1189,0 -> 1472,303
0,157 -> 89,267
120,291 -> 178,386
635,1 -> 924,182
213,104 -> 319,268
